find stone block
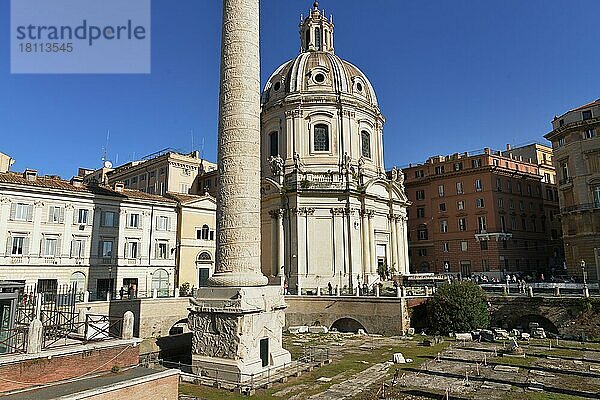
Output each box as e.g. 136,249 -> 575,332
455,332 -> 473,341
308,326 -> 328,334
289,325 -> 309,334
392,353 -> 406,364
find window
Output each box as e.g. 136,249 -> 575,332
127,241 -> 139,259
442,242 -> 449,252
582,110 -> 592,120
71,239 -> 85,258
269,131 -> 279,157
531,217 -> 537,232
461,241 -> 468,251
440,220 -> 448,233
124,179 -> 129,187
511,216 -> 517,230
43,237 -> 58,257
200,224 -> 210,240
507,180 -> 512,192
417,228 -> 428,240
585,129 -> 596,139
521,218 -> 527,231
472,159 -> 482,168
102,211 -> 117,227
160,168 -> 165,175
416,190 -> 425,201
480,241 -> 488,250
478,216 -> 487,232
527,184 -> 532,196
100,240 -> 113,258
415,170 -> 424,178
313,124 -> 329,152
493,159 -> 499,167
543,173 -> 552,184
77,209 -> 89,224
438,185 -> 445,197
482,259 -> 489,271
140,174 -> 146,181
475,179 -> 482,192
12,203 -> 32,221
519,200 -> 524,211
559,119 -> 564,127
458,218 -> 466,231
476,198 -> 485,208
517,183 -> 522,194
418,248 -> 427,257
561,162 -> 569,181
128,213 -> 140,228
496,178 -> 502,190
361,131 -> 371,158
10,236 -> 26,255
509,199 -> 515,209
416,208 -> 425,218
48,206 -> 64,223
157,242 -> 168,259
498,198 -> 504,208
180,183 -> 189,194
439,203 -> 446,212
456,182 -> 463,194
457,200 -> 465,210
156,216 -> 169,231
594,186 -> 600,206
558,137 -> 566,147
132,176 -> 138,184
454,162 -> 463,171
500,215 -> 506,232
305,29 -> 310,48
435,166 -> 444,175
315,27 -> 321,50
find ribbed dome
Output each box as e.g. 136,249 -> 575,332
261,51 -> 379,109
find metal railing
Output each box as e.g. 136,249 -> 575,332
147,346 -> 329,392
560,202 -> 600,213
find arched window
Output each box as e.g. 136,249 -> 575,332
151,269 -> 169,297
315,28 -> 321,50
70,272 -> 86,293
324,30 -> 328,48
313,124 -> 329,152
197,251 -> 212,262
361,131 -> 371,158
305,29 -> 310,49
201,224 -> 209,240
269,131 -> 279,157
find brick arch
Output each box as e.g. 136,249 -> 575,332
330,317 -> 368,333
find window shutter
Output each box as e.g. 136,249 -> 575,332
168,217 -> 172,231
70,240 -> 74,257
56,237 -> 62,257
125,241 -> 129,258
40,239 -> 45,256
137,242 -> 142,259
59,207 -> 65,223
81,240 -> 86,257
73,210 -> 78,225
26,205 -> 33,221
48,206 -> 53,222
22,237 -> 29,256
138,215 -> 143,229
6,236 -> 12,255
155,216 -> 159,230
100,211 -> 105,227
87,210 -> 93,225
154,243 -> 159,259
113,213 -> 119,228
98,241 -> 102,257
10,204 -> 16,220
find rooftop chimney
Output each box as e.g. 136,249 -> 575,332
23,169 -> 38,181
506,144 -> 511,151
70,176 -> 84,188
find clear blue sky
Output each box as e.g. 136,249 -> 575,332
1,0 -> 599,178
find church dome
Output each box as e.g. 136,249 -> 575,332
261,2 -> 379,111
262,52 -> 379,109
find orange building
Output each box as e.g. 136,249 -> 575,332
402,147 -> 562,278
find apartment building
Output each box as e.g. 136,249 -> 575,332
0,170 -> 177,299
165,192 -> 216,289
403,147 -> 559,278
545,99 -> 600,281
100,149 -> 217,196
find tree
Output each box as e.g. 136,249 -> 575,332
428,281 -> 489,335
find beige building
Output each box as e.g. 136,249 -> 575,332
83,149 -> 217,196
544,99 -> 600,281
0,153 -> 15,173
165,192 -> 216,290
259,3 -> 410,293
0,170 -> 177,299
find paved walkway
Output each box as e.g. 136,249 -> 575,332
307,361 -> 392,399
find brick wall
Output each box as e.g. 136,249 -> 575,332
87,374 -> 178,400
0,344 -> 139,393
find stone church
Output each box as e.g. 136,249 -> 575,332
260,2 -> 410,293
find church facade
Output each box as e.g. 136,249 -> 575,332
260,3 -> 410,293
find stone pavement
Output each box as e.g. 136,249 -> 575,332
306,362 -> 393,399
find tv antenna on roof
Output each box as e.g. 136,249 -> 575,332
102,130 -> 112,168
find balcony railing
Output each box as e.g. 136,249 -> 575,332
561,202 -> 600,213
559,177 -> 573,186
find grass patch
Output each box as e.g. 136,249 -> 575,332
494,355 -> 536,367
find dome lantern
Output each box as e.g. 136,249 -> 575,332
300,1 -> 334,53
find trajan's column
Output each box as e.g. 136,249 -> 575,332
188,0 -> 291,381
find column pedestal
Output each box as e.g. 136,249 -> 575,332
189,286 -> 291,383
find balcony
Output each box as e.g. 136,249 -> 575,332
558,177 -> 573,186
560,202 -> 600,213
